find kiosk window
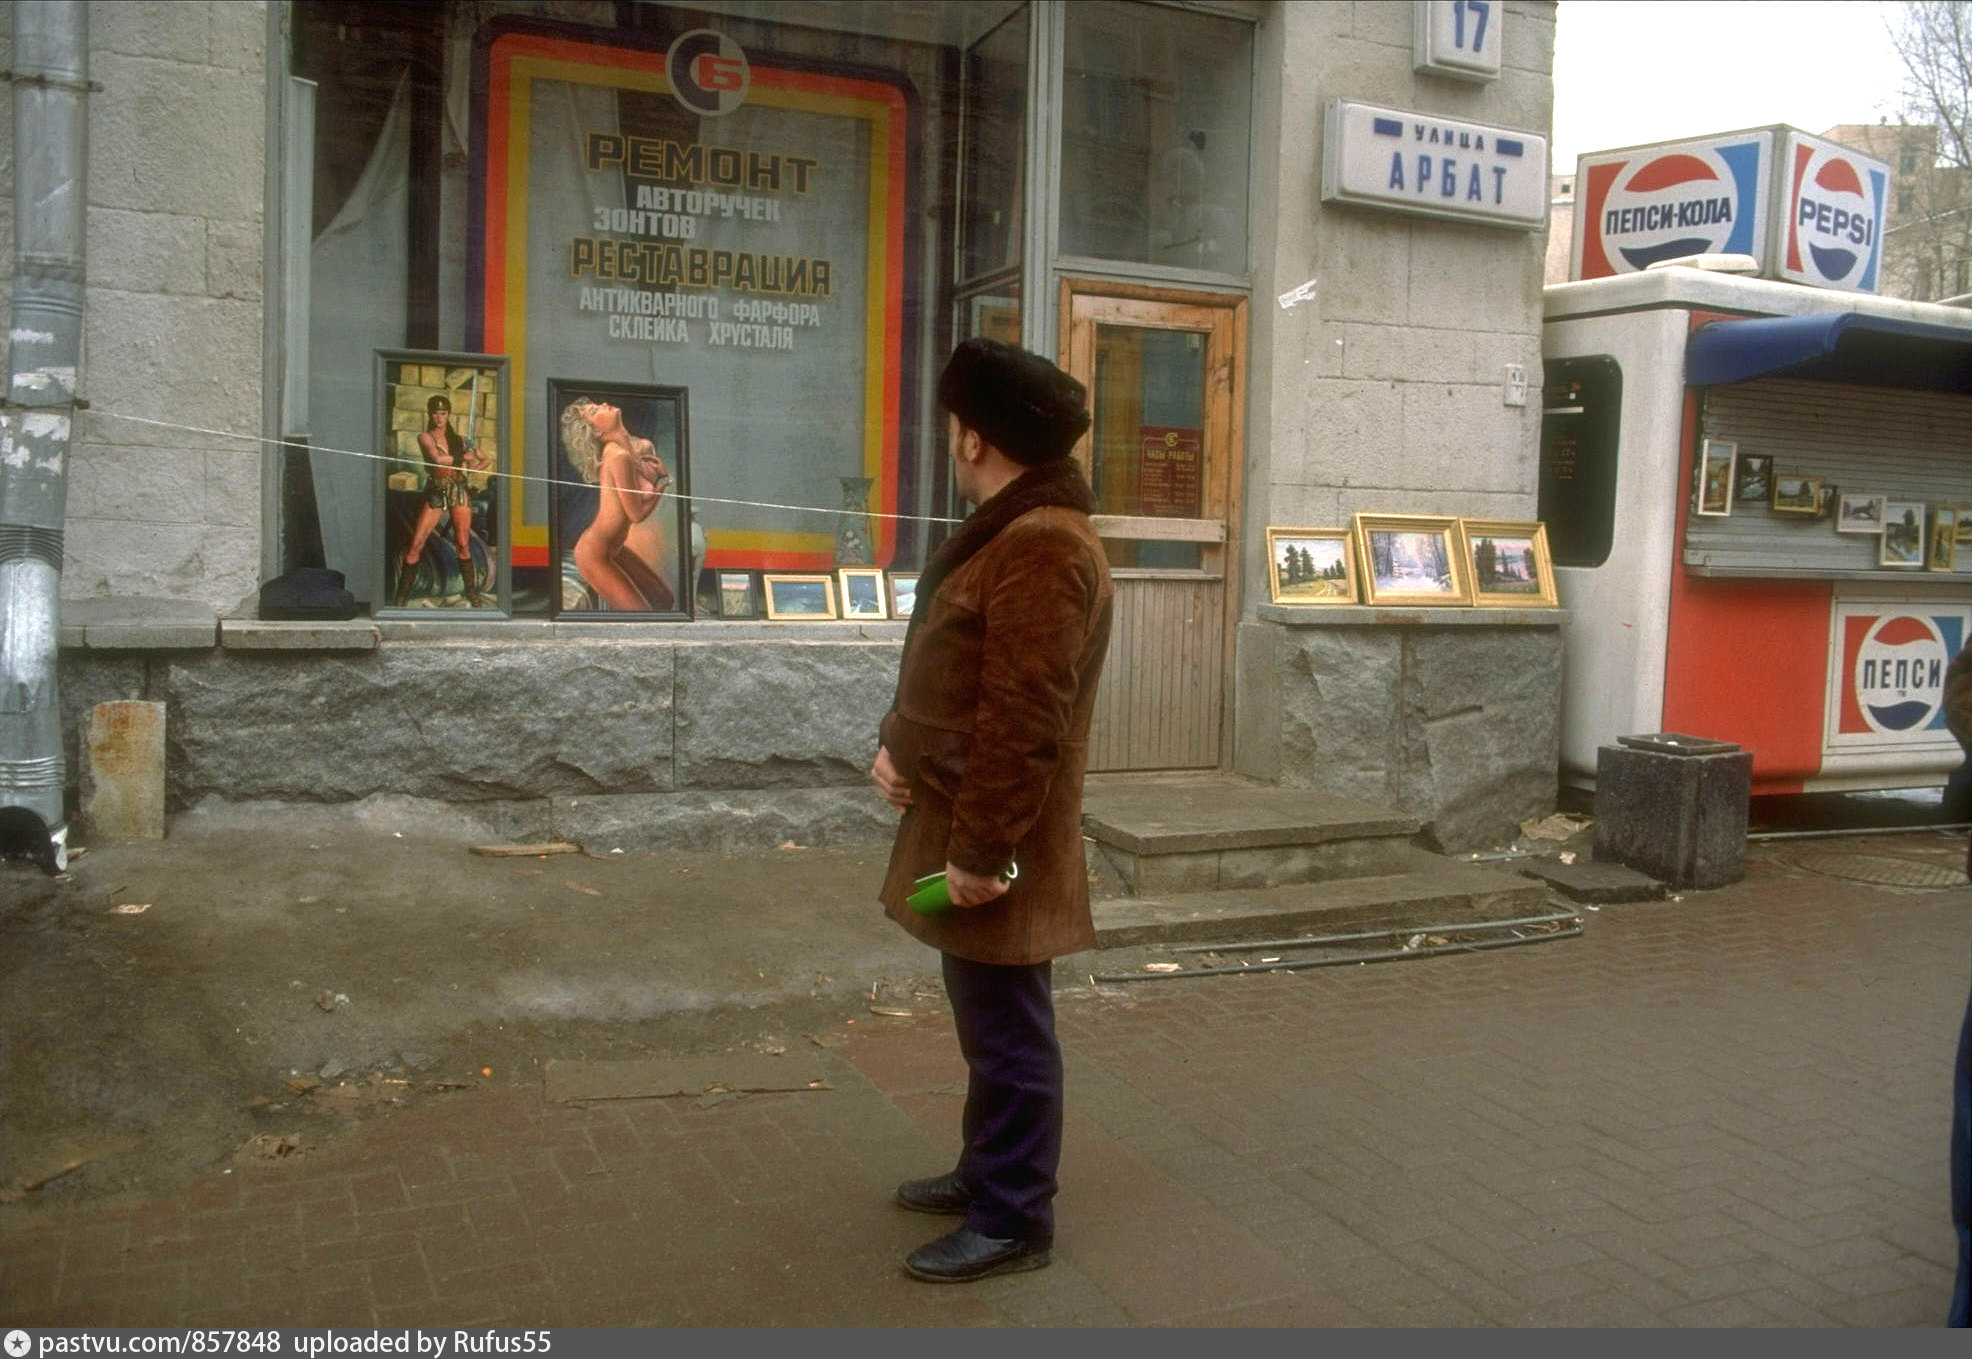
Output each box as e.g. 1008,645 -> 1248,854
1538,356 -> 1623,568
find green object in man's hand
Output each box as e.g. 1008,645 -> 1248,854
906,861 -> 1018,915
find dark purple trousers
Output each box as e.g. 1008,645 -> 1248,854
942,951 -> 1062,1243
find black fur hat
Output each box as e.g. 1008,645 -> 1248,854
936,338 -> 1091,465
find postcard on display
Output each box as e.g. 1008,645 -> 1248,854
1880,502 -> 1927,568
717,570 -> 760,620
763,574 -> 838,620
837,568 -> 889,620
887,573 -> 920,619
1266,527 -> 1358,605
1836,493 -> 1885,534
1927,506 -> 1959,571
1695,440 -> 1735,517
545,380 -> 692,620
1770,473 -> 1821,515
374,350 -> 511,617
1734,452 -> 1773,504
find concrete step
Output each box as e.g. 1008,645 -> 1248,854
1082,779 -> 1422,895
1090,851 -> 1551,949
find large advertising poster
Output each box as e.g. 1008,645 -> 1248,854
470,19 -> 918,579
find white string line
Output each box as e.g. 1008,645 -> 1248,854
91,409 -> 966,526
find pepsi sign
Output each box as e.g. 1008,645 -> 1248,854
1776,132 -> 1888,292
1829,604 -> 1968,744
1573,131 -> 1769,280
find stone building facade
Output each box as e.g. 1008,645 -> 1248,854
6,1 -> 1564,855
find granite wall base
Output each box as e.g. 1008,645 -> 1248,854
1234,616 -> 1563,854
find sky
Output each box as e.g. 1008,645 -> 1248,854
1550,1 -> 1912,169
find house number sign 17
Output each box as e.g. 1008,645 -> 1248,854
1414,0 -> 1502,83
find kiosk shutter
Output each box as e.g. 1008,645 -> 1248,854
1685,378 -> 1971,579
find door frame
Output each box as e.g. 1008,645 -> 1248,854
1059,276 -> 1247,768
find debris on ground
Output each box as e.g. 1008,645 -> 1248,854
563,881 -> 602,897
1141,962 -> 1182,973
869,1005 -> 913,1017
108,903 -> 151,915
470,842 -> 583,858
313,991 -> 348,1013
0,1157 -> 93,1201
543,1053 -> 830,1103
1521,813 -> 1593,842
239,1133 -> 302,1160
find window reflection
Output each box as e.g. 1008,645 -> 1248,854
1060,2 -> 1251,275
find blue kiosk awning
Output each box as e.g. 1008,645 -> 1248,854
1686,310 -> 1972,395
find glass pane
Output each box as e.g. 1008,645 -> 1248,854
1090,322 -> 1207,569
960,6 -> 1029,282
1060,2 -> 1251,274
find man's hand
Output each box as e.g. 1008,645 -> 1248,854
870,745 -> 913,811
944,861 -> 1010,909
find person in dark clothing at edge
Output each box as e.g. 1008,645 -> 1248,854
1946,642 -> 1971,1326
868,338 -> 1114,1283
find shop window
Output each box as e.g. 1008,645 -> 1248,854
959,6 -> 1029,284
1059,2 -> 1251,275
1538,356 -> 1623,568
290,0 -> 1022,615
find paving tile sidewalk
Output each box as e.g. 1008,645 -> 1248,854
4,840 -> 1967,1327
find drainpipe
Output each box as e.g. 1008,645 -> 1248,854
0,1 -> 87,874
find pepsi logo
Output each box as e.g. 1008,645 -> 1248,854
1599,150 -> 1739,270
667,29 -> 750,116
1787,144 -> 1881,286
1852,615 -> 1949,733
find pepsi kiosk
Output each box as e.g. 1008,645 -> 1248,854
1543,128 -> 1971,798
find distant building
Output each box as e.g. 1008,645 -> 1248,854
1544,171 -> 1573,286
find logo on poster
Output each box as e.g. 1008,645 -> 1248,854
668,29 -> 750,116
1844,614 -> 1953,734
1785,143 -> 1883,287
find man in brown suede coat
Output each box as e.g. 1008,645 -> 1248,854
870,338 -> 1113,1283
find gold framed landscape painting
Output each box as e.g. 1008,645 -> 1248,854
1352,513 -> 1470,606
1459,519 -> 1559,607
1266,527 -> 1357,605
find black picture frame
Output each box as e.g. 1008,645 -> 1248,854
717,570 -> 761,620
545,380 -> 692,620
374,350 -> 512,617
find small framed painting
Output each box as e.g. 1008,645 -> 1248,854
1458,519 -> 1558,608
1770,473 -> 1821,515
1927,506 -> 1959,571
1695,439 -> 1735,517
887,573 -> 920,619
763,574 -> 837,620
1266,527 -> 1357,605
1733,452 -> 1772,503
1880,502 -> 1926,568
1352,513 -> 1470,606
1836,493 -> 1884,534
716,570 -> 760,620
374,350 -> 510,616
837,567 -> 888,619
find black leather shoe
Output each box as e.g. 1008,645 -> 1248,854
894,1171 -> 973,1215
903,1226 -> 1052,1283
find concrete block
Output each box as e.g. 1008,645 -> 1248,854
1316,218 -> 1412,324
80,293 -> 262,435
1218,836 -> 1413,889
92,0 -> 210,62
1407,230 -> 1544,332
164,643 -> 679,807
64,595 -> 219,649
89,51 -> 264,219
674,642 -> 897,789
202,448 -> 262,527
1339,321 -> 1473,384
208,1 -> 268,70
205,218 -> 263,301
1126,849 -> 1225,896
552,787 -> 896,853
1400,382 -> 1524,492
61,520 -> 259,616
67,445 -> 205,523
1593,741 -> 1752,890
85,208 -> 206,295
1298,379 -> 1405,486
56,653 -> 149,800
81,700 -> 167,841
219,620 -> 380,651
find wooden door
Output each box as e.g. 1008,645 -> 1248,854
1061,282 -> 1245,772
